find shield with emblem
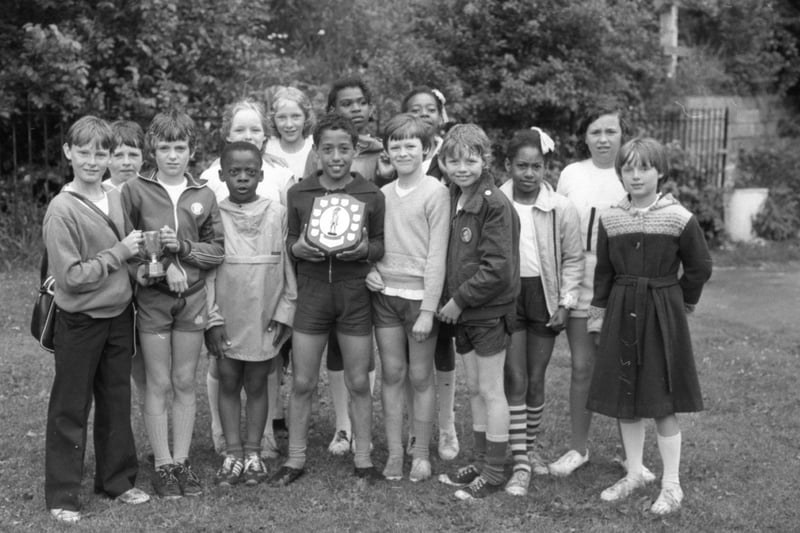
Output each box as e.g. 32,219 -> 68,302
306,193 -> 366,255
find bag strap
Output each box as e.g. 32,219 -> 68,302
65,190 -> 123,241
40,189 -> 125,282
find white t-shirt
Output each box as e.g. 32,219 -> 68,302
265,136 -> 314,181
160,178 -> 188,207
513,201 -> 540,277
557,159 -> 626,313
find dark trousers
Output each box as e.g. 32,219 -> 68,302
45,305 -> 138,511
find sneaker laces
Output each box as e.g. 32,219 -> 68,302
244,454 -> 264,473
467,476 -> 487,494
180,463 -> 200,484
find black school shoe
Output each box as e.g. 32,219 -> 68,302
152,464 -> 182,499
174,460 -> 203,497
268,465 -> 304,487
454,475 -> 503,500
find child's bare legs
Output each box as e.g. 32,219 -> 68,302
242,360 -> 271,457
377,326 -> 436,479
283,332 -> 326,471
131,351 -> 146,413
140,330 -> 203,467
338,331 -> 375,470
550,317 -> 593,475
261,363 -> 281,458
378,326 -> 409,476
217,358 -> 245,459
462,349 -> 509,486
206,358 -> 225,454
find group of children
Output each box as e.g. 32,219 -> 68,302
42,77 -> 712,523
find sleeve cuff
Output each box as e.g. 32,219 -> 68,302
587,305 -> 605,333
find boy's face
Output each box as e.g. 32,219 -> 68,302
386,137 -> 424,177
332,87 -> 371,133
109,144 -> 143,183
63,142 -> 110,186
220,149 -> 263,204
315,128 -> 355,182
406,93 -> 442,130
154,140 -> 192,181
440,151 -> 484,190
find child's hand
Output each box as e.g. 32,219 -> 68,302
263,153 -> 288,169
546,307 -> 569,332
365,270 -> 385,292
135,264 -> 157,287
166,263 -> 188,293
292,224 -> 326,262
411,310 -> 435,342
438,299 -> 462,324
159,225 -> 180,253
336,227 -> 368,261
121,230 -> 144,258
204,325 -> 231,357
376,151 -> 394,181
268,320 -> 291,348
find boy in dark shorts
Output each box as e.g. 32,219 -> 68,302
269,113 -> 385,486
121,108 -> 224,499
436,124 -> 520,500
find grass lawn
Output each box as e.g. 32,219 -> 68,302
1,248 -> 798,532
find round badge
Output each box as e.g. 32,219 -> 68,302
191,202 -> 204,216
460,227 -> 472,243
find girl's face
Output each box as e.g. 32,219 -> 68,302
332,87 -> 371,132
273,100 -> 306,144
584,113 -> 622,168
386,137 -> 425,178
506,145 -> 545,200
227,108 -> 266,150
405,93 -> 442,130
620,154 -> 661,205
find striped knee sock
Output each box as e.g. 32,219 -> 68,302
526,403 -> 544,449
482,435 -> 509,485
509,404 -> 530,472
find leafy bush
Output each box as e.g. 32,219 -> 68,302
661,141 -> 725,247
738,142 -> 800,240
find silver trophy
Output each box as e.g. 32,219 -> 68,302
142,230 -> 166,279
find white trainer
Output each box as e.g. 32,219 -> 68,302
548,449 -> 589,477
650,484 -> 684,515
600,474 -> 646,502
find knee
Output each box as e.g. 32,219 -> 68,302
381,362 -> 406,388
291,374 -> 317,397
146,375 -> 172,397
347,374 -> 370,395
504,369 -> 527,400
243,376 -> 266,399
171,373 -> 196,395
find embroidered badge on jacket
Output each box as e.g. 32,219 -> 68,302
460,227 -> 472,243
191,202 -> 204,216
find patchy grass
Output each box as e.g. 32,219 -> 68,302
1,265 -> 798,532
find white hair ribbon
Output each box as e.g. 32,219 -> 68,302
530,126 -> 555,154
431,89 -> 449,123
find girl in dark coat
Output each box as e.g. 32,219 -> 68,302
586,138 -> 712,515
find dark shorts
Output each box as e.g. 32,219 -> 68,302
513,277 -> 559,338
135,286 -> 207,333
454,316 -> 513,356
293,275 -> 372,336
372,292 -> 440,338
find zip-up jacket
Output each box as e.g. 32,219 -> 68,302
500,180 -> 584,315
286,171 -> 384,282
43,186 -> 133,318
445,174 -> 520,322
121,171 -> 224,288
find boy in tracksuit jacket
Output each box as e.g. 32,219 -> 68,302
121,108 -> 224,499
436,124 -> 520,500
